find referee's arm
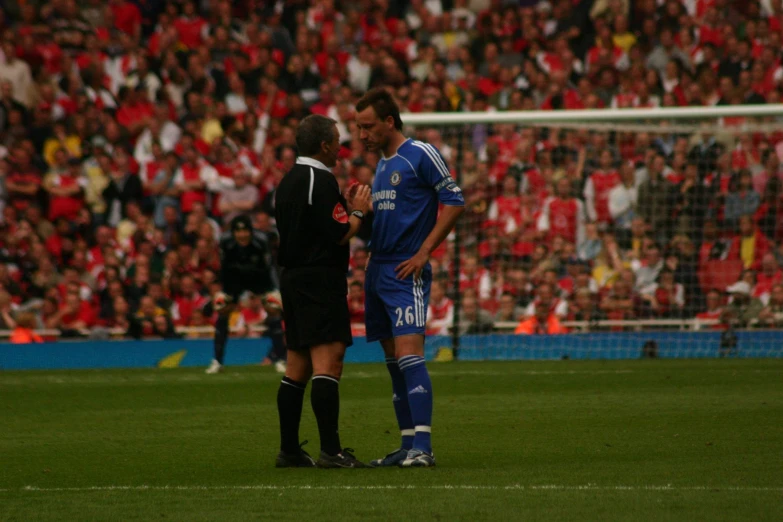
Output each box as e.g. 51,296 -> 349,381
313,179 -> 371,245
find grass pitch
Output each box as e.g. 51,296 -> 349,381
1,359 -> 782,521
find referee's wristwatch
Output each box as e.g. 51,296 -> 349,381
351,210 -> 366,221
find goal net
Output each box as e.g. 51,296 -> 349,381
402,105 -> 783,361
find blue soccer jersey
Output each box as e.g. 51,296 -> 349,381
365,139 -> 464,342
369,139 -> 465,262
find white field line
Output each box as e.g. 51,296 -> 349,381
1,484 -> 780,493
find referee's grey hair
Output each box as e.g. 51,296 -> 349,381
296,115 -> 338,157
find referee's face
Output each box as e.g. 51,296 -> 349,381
322,125 -> 340,168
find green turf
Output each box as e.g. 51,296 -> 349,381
1,359 -> 782,521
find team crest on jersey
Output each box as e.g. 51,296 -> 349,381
332,203 -> 349,223
390,171 -> 401,186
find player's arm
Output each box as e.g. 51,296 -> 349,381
396,147 -> 465,279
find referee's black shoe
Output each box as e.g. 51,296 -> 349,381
316,448 -> 369,468
275,441 -> 317,468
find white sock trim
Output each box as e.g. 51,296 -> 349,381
401,429 -> 415,437
415,425 -> 432,433
312,375 -> 339,384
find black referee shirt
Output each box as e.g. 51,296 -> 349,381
275,157 -> 351,270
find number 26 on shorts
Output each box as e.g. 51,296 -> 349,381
395,306 -> 415,327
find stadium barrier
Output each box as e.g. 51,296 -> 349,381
0,318 -> 722,340
1,330 -> 780,371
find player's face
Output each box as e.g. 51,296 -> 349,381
356,106 -> 391,152
234,228 -> 251,246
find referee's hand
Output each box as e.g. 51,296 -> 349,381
348,185 -> 372,213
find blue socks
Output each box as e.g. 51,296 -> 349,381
398,355 -> 433,454
385,357 -> 414,450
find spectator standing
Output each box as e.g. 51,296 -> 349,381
724,171 -> 761,230
0,41 -> 35,108
733,215 -> 771,271
537,177 -> 586,247
103,150 -> 143,227
218,170 -> 258,225
608,161 -> 639,237
637,154 -> 674,245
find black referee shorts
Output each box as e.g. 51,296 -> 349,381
279,266 -> 352,352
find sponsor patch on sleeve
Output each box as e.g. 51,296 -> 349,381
333,203 -> 349,223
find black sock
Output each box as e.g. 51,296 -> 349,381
214,315 -> 229,364
310,375 -> 341,456
277,377 -> 306,454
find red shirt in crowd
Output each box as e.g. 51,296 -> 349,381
586,170 -> 621,224
6,169 -> 42,213
173,292 -> 209,326
111,1 -> 142,36
46,173 -> 85,221
174,16 -> 207,49
540,197 -> 583,245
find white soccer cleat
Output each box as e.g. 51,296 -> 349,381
205,359 -> 223,374
274,360 -> 287,373
400,449 -> 436,468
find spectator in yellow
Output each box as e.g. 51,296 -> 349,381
43,122 -> 81,166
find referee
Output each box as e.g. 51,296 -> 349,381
206,214 -> 278,374
274,114 -> 371,468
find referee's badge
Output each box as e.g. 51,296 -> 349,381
332,203 -> 349,223
390,171 -> 401,186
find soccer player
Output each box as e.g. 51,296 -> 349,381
274,114 -> 372,468
206,215 -> 277,374
355,88 -> 465,467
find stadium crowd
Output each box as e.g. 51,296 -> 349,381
2,0 -> 783,342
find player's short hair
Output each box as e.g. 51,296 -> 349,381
296,115 -> 337,157
356,88 -> 403,130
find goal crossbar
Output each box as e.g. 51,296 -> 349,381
402,104 -> 783,126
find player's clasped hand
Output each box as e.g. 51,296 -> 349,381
395,250 -> 429,280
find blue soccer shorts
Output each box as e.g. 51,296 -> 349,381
364,261 -> 432,342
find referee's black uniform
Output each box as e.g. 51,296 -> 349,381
274,157 -> 352,352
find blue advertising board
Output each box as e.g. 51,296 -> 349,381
0,331 -> 781,371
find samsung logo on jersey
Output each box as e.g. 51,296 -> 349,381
373,189 -> 397,211
373,190 -> 397,201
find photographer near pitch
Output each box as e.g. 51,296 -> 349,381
206,214 -> 279,374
